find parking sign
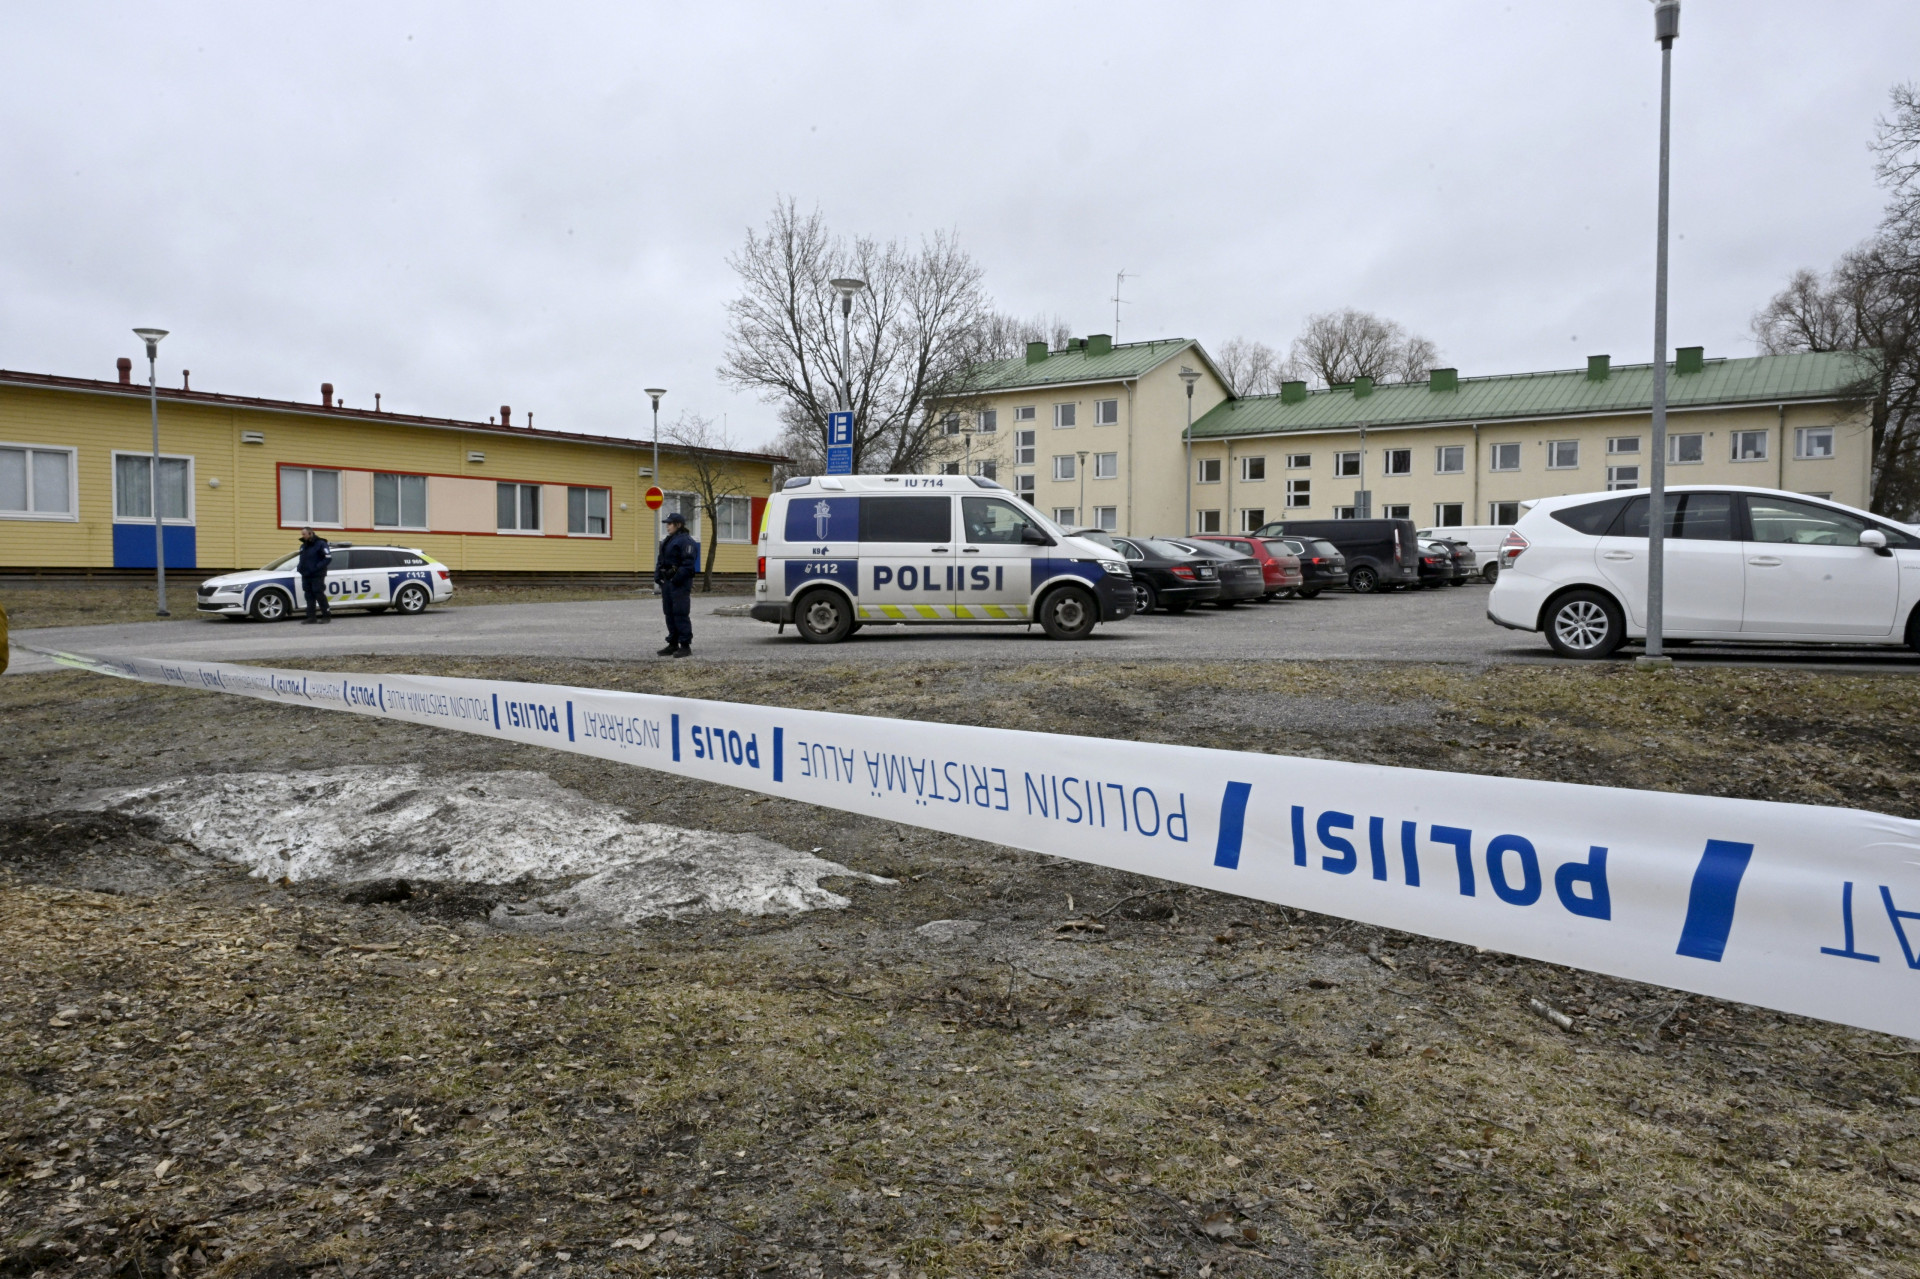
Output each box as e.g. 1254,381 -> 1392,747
826,412 -> 854,475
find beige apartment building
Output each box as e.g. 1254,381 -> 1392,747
932,341 -> 1872,535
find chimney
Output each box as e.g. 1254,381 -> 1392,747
1428,367 -> 1459,392
182,370 -> 191,391
1280,380 -> 1307,404
1587,354 -> 1611,381
500,405 -> 512,427
116,357 -> 132,385
1026,341 -> 1049,365
1352,376 -> 1374,398
321,381 -> 334,406
1675,345 -> 1705,375
1085,333 -> 1113,357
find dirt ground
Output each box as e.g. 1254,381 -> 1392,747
3,656 -> 1919,1279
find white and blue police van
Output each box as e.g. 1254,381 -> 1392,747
194,544 -> 454,621
749,474 -> 1135,643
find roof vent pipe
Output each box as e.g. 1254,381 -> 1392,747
1587,354 -> 1611,381
321,381 -> 334,406
116,357 -> 132,384
182,370 -> 191,391
500,405 -> 512,427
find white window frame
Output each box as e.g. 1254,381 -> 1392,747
941,411 -> 962,436
567,485 -> 613,538
1435,445 -> 1464,475
0,442 -> 78,521
1240,455 -> 1267,482
1490,501 -> 1522,524
1489,442 -> 1521,473
1052,506 -> 1077,525
1731,430 -> 1769,462
1546,440 -> 1580,470
1433,502 -> 1464,527
1052,455 -> 1076,482
497,481 -> 543,534
1607,436 -> 1641,455
712,494 -> 751,543
373,471 -> 430,531
971,460 -> 998,480
1334,505 -> 1359,519
1606,465 -> 1641,491
1093,399 -> 1119,426
977,409 -> 998,434
114,450 -> 195,525
1053,403 -> 1077,429
1383,448 -> 1412,476
1194,509 -> 1222,534
658,491 -> 699,542
1092,505 -> 1118,531
941,461 -> 962,476
1285,478 -> 1310,508
1196,457 -> 1222,484
1238,508 -> 1267,533
1285,453 -> 1311,470
1334,451 -> 1362,478
277,464 -> 341,528
1668,433 -> 1705,465
1014,429 -> 1037,465
1795,426 -> 1835,460
1013,473 -> 1036,497
1093,452 -> 1118,480
1384,504 -> 1411,520
1013,405 -> 1036,423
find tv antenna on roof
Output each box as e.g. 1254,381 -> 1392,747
1111,269 -> 1134,341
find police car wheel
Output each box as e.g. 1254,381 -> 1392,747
795,589 -> 853,644
248,590 -> 290,622
1039,587 -> 1097,641
395,584 -> 430,615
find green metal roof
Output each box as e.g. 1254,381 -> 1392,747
1187,350 -> 1872,440
960,337 -> 1197,393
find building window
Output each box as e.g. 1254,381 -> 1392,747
1334,506 -> 1359,519
1052,455 -> 1075,481
0,444 -> 76,520
1093,506 -> 1118,531
1489,442 -> 1521,472
1547,440 -> 1580,469
1014,405 -> 1036,423
1093,452 -> 1118,479
1490,501 -> 1521,525
1796,426 -> 1835,459
1607,465 -> 1641,491
1608,435 -> 1640,454
941,412 -> 961,436
1436,445 -> 1464,474
1286,479 -> 1311,508
712,494 -> 751,542
941,462 -> 962,476
1383,448 -> 1412,476
972,460 -> 998,480
1668,433 -> 1704,464
1286,453 -> 1311,469
1732,430 -> 1769,461
1053,403 -> 1076,428
1052,507 -> 1077,525
978,409 -> 998,433
1433,502 -> 1464,527
659,492 -> 698,539
1014,473 -> 1035,497
1239,508 -> 1267,532
1334,451 -> 1361,477
1240,455 -> 1267,482
568,486 -> 611,536
1384,504 -> 1410,519
1194,509 -> 1222,533
1094,399 -> 1119,425
1014,429 -> 1036,465
374,472 -> 428,529
276,465 -> 337,526
1197,457 -> 1222,484
497,482 -> 542,532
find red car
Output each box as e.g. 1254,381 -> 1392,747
1188,535 -> 1303,598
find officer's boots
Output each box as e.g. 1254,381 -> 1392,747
657,642 -> 679,657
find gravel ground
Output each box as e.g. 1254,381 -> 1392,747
3,656 -> 1920,1279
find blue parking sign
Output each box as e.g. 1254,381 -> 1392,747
827,412 -> 854,474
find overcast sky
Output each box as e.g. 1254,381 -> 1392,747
4,2 -> 1916,452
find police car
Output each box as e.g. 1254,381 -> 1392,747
750,474 -> 1135,642
194,544 -> 454,621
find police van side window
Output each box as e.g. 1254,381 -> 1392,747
962,496 -> 1039,544
859,495 -> 950,543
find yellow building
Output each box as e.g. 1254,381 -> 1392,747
0,365 -> 780,575
931,340 -> 1873,535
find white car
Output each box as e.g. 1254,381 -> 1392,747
1488,485 -> 1920,658
195,544 -> 454,621
1416,524 -> 1511,582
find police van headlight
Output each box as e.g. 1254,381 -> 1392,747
1097,558 -> 1130,578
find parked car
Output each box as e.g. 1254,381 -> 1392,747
1419,537 -> 1478,586
1256,518 -> 1420,594
1159,538 -> 1266,606
1413,539 -> 1459,588
196,544 -> 453,620
1416,525 -> 1511,582
1187,535 -> 1304,598
1487,485 -> 1920,658
1106,536 -> 1224,613
1267,536 -> 1348,597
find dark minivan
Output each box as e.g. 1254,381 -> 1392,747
1254,518 -> 1420,594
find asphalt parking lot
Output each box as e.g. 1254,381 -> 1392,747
10,580 -> 1919,674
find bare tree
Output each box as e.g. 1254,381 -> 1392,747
1872,81 -> 1920,233
720,199 -> 1005,477
1215,336 -> 1293,396
665,412 -> 755,592
1288,309 -> 1441,388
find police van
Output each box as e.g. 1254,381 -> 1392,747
194,544 -> 454,621
750,474 -> 1135,642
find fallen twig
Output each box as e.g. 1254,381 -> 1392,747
1528,998 -> 1575,1033
1096,888 -> 1179,921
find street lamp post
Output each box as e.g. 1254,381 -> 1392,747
644,386 -> 667,488
1076,450 -> 1089,526
1642,0 -> 1680,667
1178,366 -> 1201,534
829,278 -> 866,415
133,327 -> 170,616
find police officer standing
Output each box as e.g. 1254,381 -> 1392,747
654,511 -> 699,657
297,526 -> 333,624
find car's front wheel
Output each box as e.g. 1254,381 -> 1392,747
1348,566 -> 1380,594
395,584 -> 431,615
795,589 -> 853,643
1039,587 -> 1098,640
1133,581 -> 1158,614
248,590 -> 291,622
1544,590 -> 1625,659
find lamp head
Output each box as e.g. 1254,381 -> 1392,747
133,327 -> 168,359
1178,365 -> 1201,396
1652,0 -> 1679,45
829,277 -> 867,316
644,388 -> 667,410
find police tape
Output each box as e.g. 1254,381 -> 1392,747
27,643 -> 1920,1041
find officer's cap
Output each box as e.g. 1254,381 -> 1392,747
664,511 -> 686,526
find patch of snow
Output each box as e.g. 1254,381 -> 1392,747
103,766 -> 890,925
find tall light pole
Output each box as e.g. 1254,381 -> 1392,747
1076,450 -> 1088,526
1642,0 -> 1680,666
644,387 -> 666,495
829,278 -> 866,415
1179,366 -> 1201,534
133,327 -> 170,616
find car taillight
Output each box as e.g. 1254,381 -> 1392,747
1171,566 -> 1196,580
1501,531 -> 1529,564
436,570 -> 449,580
757,556 -> 766,580
1422,556 -> 1441,565
1309,557 -> 1325,565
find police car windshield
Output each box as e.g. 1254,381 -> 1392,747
262,551 -> 302,570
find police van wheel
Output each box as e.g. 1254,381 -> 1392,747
248,590 -> 290,622
1039,587 -> 1098,641
395,584 -> 430,615
795,590 -> 853,644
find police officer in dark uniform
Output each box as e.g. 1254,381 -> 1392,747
296,526 -> 333,624
654,512 -> 699,657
